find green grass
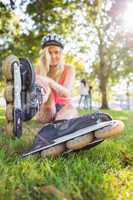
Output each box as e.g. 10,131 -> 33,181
0,108 -> 133,200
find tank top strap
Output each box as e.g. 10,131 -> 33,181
59,66 -> 68,85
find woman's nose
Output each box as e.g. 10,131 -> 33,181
51,53 -> 56,59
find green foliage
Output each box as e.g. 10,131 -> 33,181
0,2 -> 21,80
26,0 -> 76,37
64,53 -> 88,79
79,1 -> 133,108
0,108 -> 132,199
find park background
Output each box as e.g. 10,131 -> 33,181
0,0 -> 133,200
0,0 -> 133,110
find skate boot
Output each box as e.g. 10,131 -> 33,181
22,112 -> 124,158
3,55 -> 43,138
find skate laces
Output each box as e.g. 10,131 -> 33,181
94,112 -> 112,123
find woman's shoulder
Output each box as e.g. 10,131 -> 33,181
64,64 -> 73,68
64,64 -> 75,73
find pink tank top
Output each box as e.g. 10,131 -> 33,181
52,67 -> 72,105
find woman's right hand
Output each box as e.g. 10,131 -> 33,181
36,75 -> 51,103
40,47 -> 51,75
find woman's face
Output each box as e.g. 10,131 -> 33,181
48,46 -> 62,67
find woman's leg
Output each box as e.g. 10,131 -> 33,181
35,105 -> 55,124
35,74 -> 56,123
85,95 -> 89,109
78,95 -> 82,108
83,95 -> 85,108
35,93 -> 56,124
55,104 -> 79,121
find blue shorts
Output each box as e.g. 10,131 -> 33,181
55,104 -> 64,113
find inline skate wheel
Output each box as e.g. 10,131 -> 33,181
41,144 -> 65,158
66,133 -> 94,150
5,104 -> 14,121
95,120 -> 124,139
3,55 -> 20,80
4,83 -> 13,103
5,122 -> 14,137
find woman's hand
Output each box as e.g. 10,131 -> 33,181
36,75 -> 51,103
36,75 -> 49,85
40,47 -> 51,75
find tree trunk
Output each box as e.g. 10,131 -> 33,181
96,26 -> 110,109
126,81 -> 130,109
99,79 -> 109,109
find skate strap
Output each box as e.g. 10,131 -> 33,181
53,119 -> 68,124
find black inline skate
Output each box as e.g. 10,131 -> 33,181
22,112 -> 124,158
3,55 -> 43,138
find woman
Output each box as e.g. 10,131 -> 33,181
35,34 -> 78,123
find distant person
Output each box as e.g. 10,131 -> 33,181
88,84 -> 93,110
79,79 -> 90,109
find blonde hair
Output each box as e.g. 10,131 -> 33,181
36,46 -> 64,77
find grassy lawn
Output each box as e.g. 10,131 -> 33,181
0,108 -> 132,200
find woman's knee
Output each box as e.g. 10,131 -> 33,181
35,112 -> 49,124
35,107 -> 55,124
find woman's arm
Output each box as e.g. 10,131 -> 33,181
35,73 -> 51,103
47,65 -> 75,97
35,65 -> 75,97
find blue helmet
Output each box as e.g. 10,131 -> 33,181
41,33 -> 65,49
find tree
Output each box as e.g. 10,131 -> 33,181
0,2 -> 21,80
68,0 -> 133,108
